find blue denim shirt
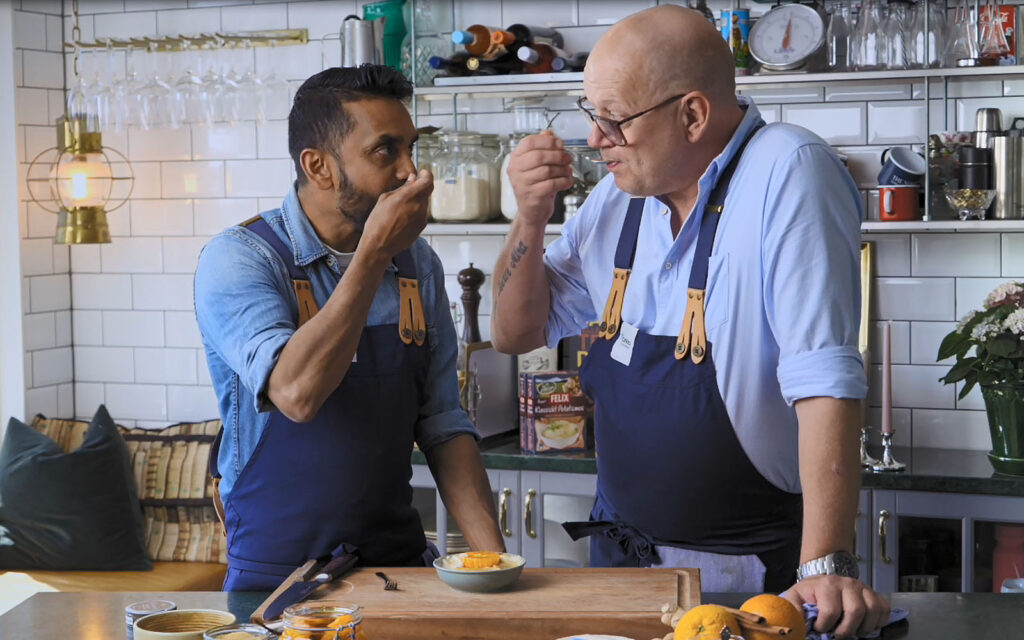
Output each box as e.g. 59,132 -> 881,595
194,186 -> 477,499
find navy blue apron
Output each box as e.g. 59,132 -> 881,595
564,122 -> 803,592
213,216 -> 436,591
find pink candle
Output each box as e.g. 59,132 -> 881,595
881,321 -> 893,435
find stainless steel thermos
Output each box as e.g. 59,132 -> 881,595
992,135 -> 1024,219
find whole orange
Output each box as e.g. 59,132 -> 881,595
673,604 -> 739,640
739,593 -> 807,640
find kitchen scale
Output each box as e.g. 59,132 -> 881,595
748,2 -> 827,73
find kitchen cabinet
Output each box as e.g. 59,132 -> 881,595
870,489 -> 1024,593
410,464 -> 597,568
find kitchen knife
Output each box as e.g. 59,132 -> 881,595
262,551 -> 359,622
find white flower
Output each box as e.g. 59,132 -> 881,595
984,282 -> 1024,309
957,310 -> 978,333
1005,309 -> 1024,335
971,321 -> 1001,342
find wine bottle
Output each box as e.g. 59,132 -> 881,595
491,24 -> 565,50
466,52 -> 523,75
516,43 -> 570,73
551,51 -> 588,72
429,52 -> 474,76
451,24 -> 507,60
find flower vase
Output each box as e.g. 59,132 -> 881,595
980,384 -> 1024,475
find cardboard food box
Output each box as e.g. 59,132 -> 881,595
519,372 -> 592,454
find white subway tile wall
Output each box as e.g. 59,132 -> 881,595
7,0 -> 1020,449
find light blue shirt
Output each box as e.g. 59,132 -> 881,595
543,97 -> 867,493
194,186 -> 477,499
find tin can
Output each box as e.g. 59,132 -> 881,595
126,600 -> 177,640
720,9 -> 751,75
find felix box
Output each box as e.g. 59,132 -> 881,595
519,372 -> 592,454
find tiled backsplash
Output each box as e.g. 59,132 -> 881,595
10,0 -> 1024,451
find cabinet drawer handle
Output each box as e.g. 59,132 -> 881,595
499,487 -> 512,538
525,489 -> 537,539
878,509 -> 892,565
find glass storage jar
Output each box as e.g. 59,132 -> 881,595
482,134 -> 505,219
430,132 -> 495,222
281,602 -> 368,640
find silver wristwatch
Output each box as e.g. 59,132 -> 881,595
796,550 -> 859,581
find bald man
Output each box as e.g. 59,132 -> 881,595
491,6 -> 890,638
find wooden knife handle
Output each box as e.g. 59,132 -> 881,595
250,558 -> 318,626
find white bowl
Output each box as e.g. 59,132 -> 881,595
537,417 -> 583,449
433,552 -> 525,592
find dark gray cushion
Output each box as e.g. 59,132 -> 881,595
0,405 -> 151,570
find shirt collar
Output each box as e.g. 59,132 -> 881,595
696,96 -> 763,196
279,183 -> 398,272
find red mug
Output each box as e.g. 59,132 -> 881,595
879,185 -> 919,221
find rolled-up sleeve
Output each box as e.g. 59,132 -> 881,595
542,183 -> 607,348
414,250 -> 480,452
762,143 -> 868,404
194,230 -> 294,413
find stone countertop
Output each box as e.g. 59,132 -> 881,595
414,438 -> 1024,496
2,589 -> 1022,639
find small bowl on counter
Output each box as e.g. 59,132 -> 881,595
433,551 -> 525,592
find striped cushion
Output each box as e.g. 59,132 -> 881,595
31,415 -> 227,565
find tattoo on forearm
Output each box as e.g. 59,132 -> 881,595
497,241 -> 528,296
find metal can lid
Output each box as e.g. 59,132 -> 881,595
126,600 -> 177,616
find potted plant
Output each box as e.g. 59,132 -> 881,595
938,281 -> 1024,475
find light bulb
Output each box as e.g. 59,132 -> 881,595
50,153 -> 113,209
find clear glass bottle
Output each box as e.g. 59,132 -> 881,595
826,1 -> 851,71
851,0 -> 884,70
883,1 -> 911,70
430,132 -> 495,222
281,603 -> 368,640
909,1 -> 945,69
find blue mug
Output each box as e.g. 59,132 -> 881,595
878,147 -> 927,186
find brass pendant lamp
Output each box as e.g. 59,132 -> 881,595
25,0 -> 133,244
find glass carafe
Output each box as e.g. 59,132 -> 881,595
979,0 -> 1011,65
945,0 -> 980,67
430,132 -> 495,223
851,0 -> 884,70
826,1 -> 851,71
909,0 -> 946,69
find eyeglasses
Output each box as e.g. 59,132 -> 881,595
576,93 -> 690,146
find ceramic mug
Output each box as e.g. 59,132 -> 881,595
878,147 -> 928,185
879,185 -> 920,221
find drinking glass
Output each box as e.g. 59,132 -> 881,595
260,42 -> 292,121
909,1 -> 945,69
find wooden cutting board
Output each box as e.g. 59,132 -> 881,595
273,567 -> 701,640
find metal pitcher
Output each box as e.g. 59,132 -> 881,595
341,15 -> 386,67
991,135 -> 1024,219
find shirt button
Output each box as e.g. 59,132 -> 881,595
664,262 -> 672,270
326,256 -> 335,266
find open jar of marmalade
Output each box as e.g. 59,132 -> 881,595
280,602 -> 368,640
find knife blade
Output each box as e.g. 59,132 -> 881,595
262,552 -> 359,621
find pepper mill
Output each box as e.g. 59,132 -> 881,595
458,263 -> 484,344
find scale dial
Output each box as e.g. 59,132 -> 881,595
748,3 -> 826,72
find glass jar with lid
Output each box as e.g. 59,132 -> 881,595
280,602 -> 368,640
204,623 -> 273,640
430,131 -> 495,222
481,134 -> 505,220
416,133 -> 441,218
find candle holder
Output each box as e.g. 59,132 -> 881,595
860,427 -> 881,468
872,431 -> 906,472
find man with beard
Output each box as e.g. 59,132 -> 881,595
194,65 -> 504,591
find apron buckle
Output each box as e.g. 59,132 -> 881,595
398,277 -> 427,346
600,268 -> 631,340
676,288 -> 707,363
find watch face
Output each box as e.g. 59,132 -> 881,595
832,551 -> 860,579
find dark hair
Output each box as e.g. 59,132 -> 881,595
288,64 -> 413,183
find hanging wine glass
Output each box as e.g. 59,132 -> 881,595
260,40 -> 292,121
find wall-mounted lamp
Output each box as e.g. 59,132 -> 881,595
26,116 -> 133,244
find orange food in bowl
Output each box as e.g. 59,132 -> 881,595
673,604 -> 739,640
460,551 -> 502,570
739,594 -> 806,640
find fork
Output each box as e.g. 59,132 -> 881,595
375,571 -> 398,591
